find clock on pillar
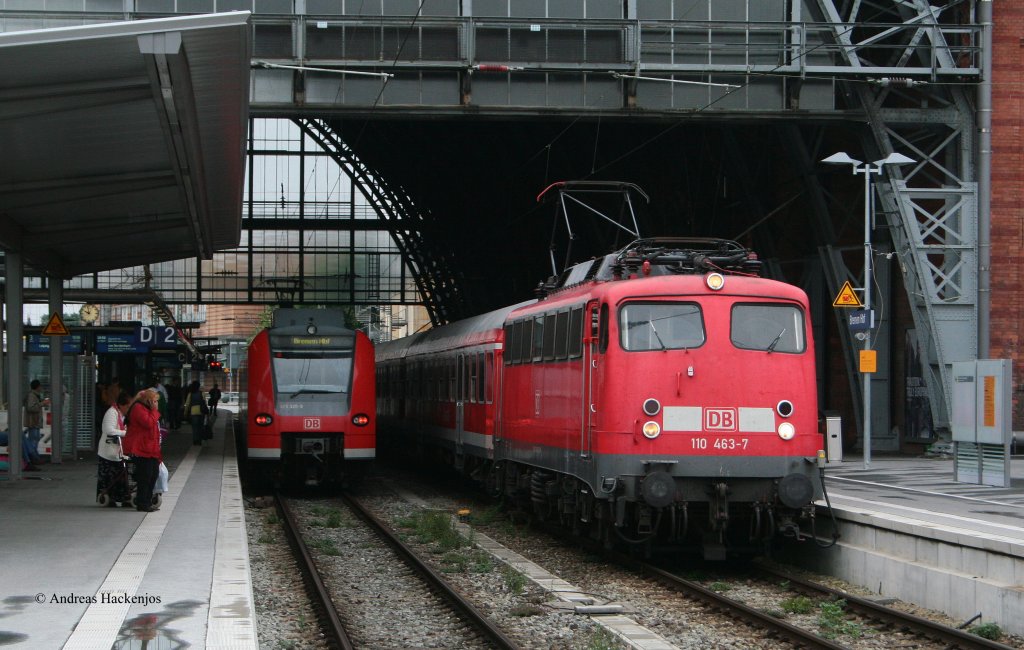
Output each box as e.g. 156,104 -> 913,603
79,303 -> 99,325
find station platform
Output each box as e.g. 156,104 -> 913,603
790,453 -> 1024,636
0,410 -> 255,649
822,454 -> 1024,542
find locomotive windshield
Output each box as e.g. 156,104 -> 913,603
619,303 -> 705,351
272,351 -> 354,397
730,304 -> 805,353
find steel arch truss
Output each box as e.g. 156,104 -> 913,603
815,0 -> 981,429
295,118 -> 468,326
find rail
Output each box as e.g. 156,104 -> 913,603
275,494 -> 355,650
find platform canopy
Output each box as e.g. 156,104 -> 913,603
0,12 -> 251,278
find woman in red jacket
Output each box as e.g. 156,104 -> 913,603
123,389 -> 162,512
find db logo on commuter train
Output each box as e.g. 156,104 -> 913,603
704,408 -> 737,431
303,418 -> 321,430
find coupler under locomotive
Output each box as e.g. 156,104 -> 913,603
279,432 -> 350,487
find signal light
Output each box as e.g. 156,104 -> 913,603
352,413 -> 370,426
254,413 -> 273,426
642,421 -> 661,439
705,273 -> 725,291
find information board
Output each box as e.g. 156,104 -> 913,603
26,334 -> 84,354
95,333 -> 149,354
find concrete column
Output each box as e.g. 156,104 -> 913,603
5,250 -> 24,480
48,280 -> 63,464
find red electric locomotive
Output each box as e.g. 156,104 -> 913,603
378,236 -> 827,557
239,308 -> 375,486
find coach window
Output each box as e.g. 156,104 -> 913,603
532,315 -> 545,362
448,358 -> 455,401
542,313 -> 557,361
620,302 -> 705,351
519,319 -> 533,364
477,352 -> 485,403
485,351 -> 494,403
504,324 -> 516,364
568,307 -> 583,358
468,354 -> 478,403
598,304 -> 609,353
731,303 -> 805,353
554,311 -> 569,360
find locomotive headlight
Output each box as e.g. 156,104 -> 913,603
642,421 -> 661,439
777,422 -> 796,440
255,413 -> 273,426
776,400 -> 794,418
642,398 -> 661,416
352,413 -> 370,426
705,273 -> 725,291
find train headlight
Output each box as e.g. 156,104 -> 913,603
255,413 -> 273,426
705,273 -> 725,291
642,421 -> 661,439
776,400 -> 794,418
352,413 -> 370,427
777,422 -> 796,440
642,398 -> 661,416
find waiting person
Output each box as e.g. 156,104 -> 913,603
149,377 -> 168,425
23,379 -> 49,466
208,383 -> 222,416
122,389 -> 162,513
184,381 -> 208,446
166,377 -> 183,430
97,390 -> 131,504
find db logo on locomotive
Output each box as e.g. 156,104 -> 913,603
704,408 -> 737,431
303,418 -> 321,430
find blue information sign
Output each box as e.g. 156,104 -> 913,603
848,309 -> 874,332
96,333 -> 149,354
26,334 -> 84,354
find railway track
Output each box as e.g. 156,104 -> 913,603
275,493 -> 521,650
620,556 -> 850,650
274,493 -> 352,650
753,564 -> 1017,650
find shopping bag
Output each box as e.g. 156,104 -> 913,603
154,461 -> 169,494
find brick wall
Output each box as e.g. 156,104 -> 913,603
991,3 -> 1024,428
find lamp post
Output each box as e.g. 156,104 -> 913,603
822,151 -> 914,469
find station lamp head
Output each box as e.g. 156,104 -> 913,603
821,151 -> 862,167
875,152 -> 915,166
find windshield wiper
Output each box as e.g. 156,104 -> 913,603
289,388 -> 337,398
648,320 -> 667,350
766,328 -> 786,353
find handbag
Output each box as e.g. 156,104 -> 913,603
154,461 -> 169,494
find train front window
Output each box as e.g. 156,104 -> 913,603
619,303 -> 705,351
730,304 -> 805,353
272,352 -> 353,397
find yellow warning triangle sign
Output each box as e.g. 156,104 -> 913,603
832,281 -> 863,308
41,312 -> 70,336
